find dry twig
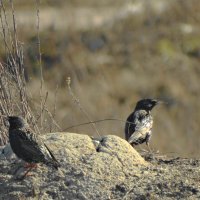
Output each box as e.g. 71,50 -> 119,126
67,77 -> 101,137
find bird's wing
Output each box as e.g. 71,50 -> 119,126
43,142 -> 59,163
125,113 -> 136,140
17,128 -> 53,162
128,131 -> 145,144
128,111 -> 153,144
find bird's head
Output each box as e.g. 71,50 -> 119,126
7,116 -> 25,129
134,99 -> 160,111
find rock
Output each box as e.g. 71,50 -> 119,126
43,132 -> 147,168
1,132 -> 200,200
0,132 -> 147,199
0,143 -> 16,159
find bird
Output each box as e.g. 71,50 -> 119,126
125,99 -> 161,150
7,116 -> 60,171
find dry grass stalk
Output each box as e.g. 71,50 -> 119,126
0,0 -> 40,145
0,0 -> 60,145
67,77 -> 101,137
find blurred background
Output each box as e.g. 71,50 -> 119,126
1,0 -> 200,157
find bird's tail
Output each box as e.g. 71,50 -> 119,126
50,160 -> 60,170
44,143 -> 61,169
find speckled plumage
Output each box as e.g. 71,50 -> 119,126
125,99 -> 159,146
8,116 -> 60,169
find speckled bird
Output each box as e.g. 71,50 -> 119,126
8,116 -> 60,169
125,99 -> 160,149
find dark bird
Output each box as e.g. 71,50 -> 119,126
8,116 -> 60,170
125,99 -> 161,149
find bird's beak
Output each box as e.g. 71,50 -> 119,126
155,100 -> 167,105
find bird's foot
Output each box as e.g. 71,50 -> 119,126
14,163 -> 37,180
18,167 -> 35,180
139,148 -> 149,153
140,147 -> 160,162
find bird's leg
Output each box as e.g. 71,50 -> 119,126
23,167 -> 33,177
142,142 -> 156,161
24,163 -> 37,169
17,163 -> 38,180
146,143 -> 152,153
137,144 -> 148,153
17,167 -> 33,180
146,143 -> 160,154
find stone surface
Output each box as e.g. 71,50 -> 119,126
0,132 -> 200,200
0,133 -> 147,199
0,143 -> 16,159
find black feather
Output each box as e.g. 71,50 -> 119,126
125,99 -> 159,146
8,116 -> 60,169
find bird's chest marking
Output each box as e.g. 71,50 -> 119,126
136,114 -> 153,132
143,117 -> 153,128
